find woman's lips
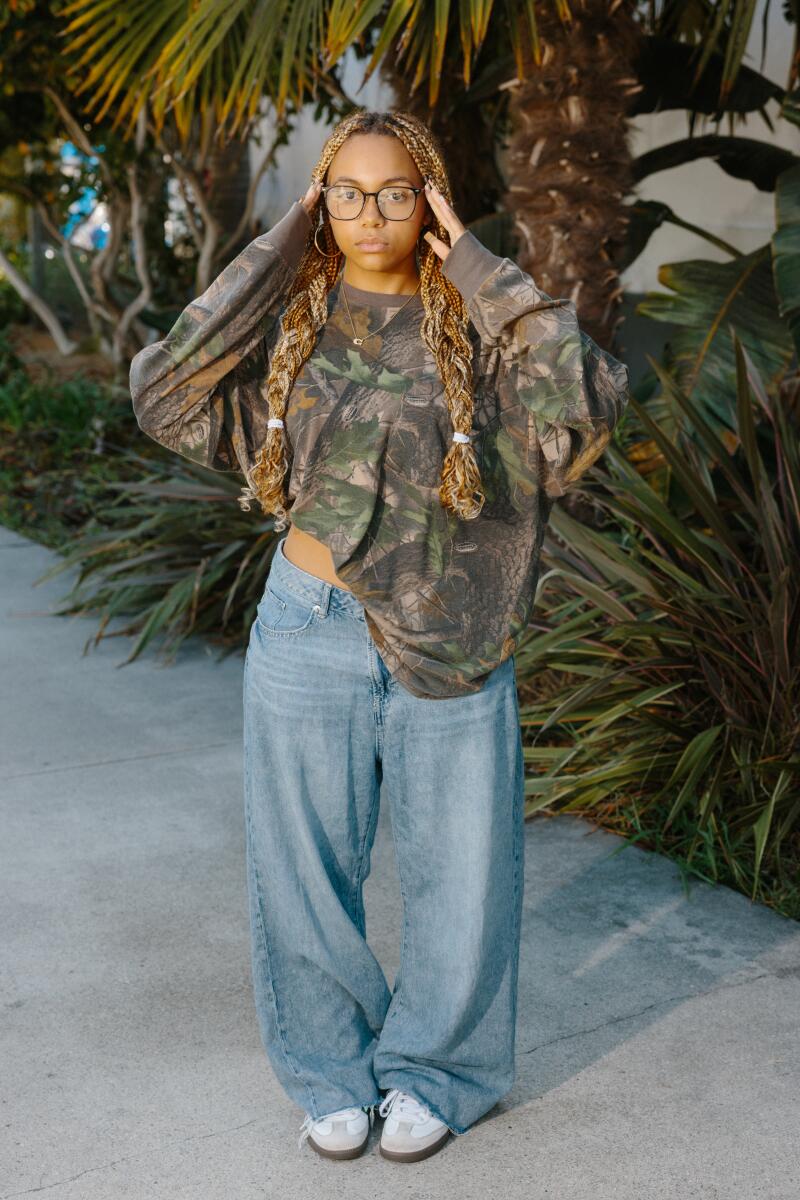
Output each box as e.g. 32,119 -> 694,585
356,240 -> 389,252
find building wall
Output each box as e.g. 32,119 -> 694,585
623,9 -> 795,295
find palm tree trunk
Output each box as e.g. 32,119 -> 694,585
504,0 -> 640,351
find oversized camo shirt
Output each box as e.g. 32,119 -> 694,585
129,200 -> 630,698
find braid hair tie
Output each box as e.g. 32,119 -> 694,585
268,418 -> 285,429
452,431 -> 470,443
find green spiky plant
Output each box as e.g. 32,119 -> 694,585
516,336 -> 799,910
33,454 -> 283,662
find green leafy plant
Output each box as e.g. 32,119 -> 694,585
515,335 -> 799,909
0,329 -> 138,541
33,451 -> 284,662
626,161 -> 800,473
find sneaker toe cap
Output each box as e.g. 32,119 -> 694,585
382,1114 -> 448,1148
311,1108 -> 369,1148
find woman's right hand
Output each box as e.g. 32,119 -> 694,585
300,179 -> 323,218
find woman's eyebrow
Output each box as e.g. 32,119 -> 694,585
329,176 -> 416,186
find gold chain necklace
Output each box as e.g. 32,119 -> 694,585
339,274 -> 421,346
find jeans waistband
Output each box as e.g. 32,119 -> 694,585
269,535 -> 366,620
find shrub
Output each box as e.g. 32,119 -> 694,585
516,337 -> 799,908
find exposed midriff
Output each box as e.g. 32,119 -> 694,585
283,523 -> 353,591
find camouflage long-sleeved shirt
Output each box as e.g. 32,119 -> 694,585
129,200 -> 630,699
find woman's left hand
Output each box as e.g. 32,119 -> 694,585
423,180 -> 467,261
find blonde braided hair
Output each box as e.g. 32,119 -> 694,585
238,108 -> 484,531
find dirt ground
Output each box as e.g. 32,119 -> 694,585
6,323 -> 118,386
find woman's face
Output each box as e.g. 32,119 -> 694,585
323,133 -> 432,281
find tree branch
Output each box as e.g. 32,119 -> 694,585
0,245 -> 77,355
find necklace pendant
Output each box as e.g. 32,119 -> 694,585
352,336 -> 364,345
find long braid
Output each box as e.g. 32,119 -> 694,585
240,108 -> 484,530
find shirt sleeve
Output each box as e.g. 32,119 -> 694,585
441,229 -> 631,499
128,200 -> 312,470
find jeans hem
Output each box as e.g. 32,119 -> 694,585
305,1093 -> 383,1122
377,1082 -> 471,1137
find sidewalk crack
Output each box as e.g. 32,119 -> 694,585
517,968 -> 781,1056
1,1116 -> 263,1199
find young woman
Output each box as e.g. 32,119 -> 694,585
129,108 -> 630,1164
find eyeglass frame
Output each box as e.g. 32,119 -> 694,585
319,183 -> 426,221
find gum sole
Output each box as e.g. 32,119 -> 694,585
307,1134 -> 369,1160
379,1127 -> 451,1162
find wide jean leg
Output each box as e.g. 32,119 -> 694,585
372,652 -> 525,1136
242,539 -> 389,1119
242,535 -> 525,1135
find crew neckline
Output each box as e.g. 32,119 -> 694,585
339,277 -> 423,309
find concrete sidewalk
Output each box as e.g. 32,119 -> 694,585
1,525 -> 797,1200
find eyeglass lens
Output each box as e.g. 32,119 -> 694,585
324,185 -> 417,220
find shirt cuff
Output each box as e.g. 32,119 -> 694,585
261,200 -> 312,271
440,229 -> 505,303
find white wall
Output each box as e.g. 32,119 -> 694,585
622,10 -> 798,293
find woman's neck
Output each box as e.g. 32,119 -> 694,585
341,261 -> 420,297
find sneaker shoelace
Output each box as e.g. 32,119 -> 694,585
378,1088 -> 433,1124
298,1104 -> 375,1150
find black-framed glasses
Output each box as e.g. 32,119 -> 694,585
321,184 -> 424,221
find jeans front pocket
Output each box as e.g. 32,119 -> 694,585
256,582 -> 319,637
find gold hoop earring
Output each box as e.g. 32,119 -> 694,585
314,224 -> 340,259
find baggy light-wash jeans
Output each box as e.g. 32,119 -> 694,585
242,534 -> 525,1137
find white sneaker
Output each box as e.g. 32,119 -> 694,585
378,1088 -> 451,1161
298,1104 -> 374,1159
